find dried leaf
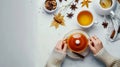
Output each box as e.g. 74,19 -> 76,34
81,0 -> 91,8
67,12 -> 74,18
70,4 -> 77,10
102,21 -> 108,28
75,0 -> 79,3
51,21 -> 59,28
50,13 -> 65,29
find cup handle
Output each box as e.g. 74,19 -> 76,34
94,21 -> 98,24
110,11 -> 115,17
91,21 -> 98,27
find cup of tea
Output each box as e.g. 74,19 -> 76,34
93,0 -> 117,15
77,10 -> 94,28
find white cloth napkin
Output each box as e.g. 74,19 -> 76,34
106,3 -> 120,42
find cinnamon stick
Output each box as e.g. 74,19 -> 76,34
110,29 -> 115,39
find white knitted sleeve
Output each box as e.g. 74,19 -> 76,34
94,48 -> 117,67
110,60 -> 120,67
45,49 -> 66,67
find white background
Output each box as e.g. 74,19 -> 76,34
0,0 -> 120,67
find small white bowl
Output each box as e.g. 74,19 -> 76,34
43,0 -> 59,14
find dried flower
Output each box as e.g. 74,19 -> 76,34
81,0 -> 91,8
70,4 -> 77,10
67,12 -> 74,18
51,13 -> 65,29
102,21 -> 108,28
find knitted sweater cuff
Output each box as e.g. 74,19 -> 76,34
94,48 -> 117,67
46,49 -> 66,67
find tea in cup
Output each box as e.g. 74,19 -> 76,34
77,10 -> 94,28
100,0 -> 112,8
93,0 -> 117,15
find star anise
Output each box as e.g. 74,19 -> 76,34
67,12 -> 74,18
102,21 -> 108,28
81,0 -> 91,8
59,0 -> 62,2
70,4 -> 77,10
118,26 -> 120,33
75,0 -> 79,3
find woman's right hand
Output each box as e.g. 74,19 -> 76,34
55,40 -> 67,55
88,35 -> 103,55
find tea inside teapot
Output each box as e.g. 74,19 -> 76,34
67,33 -> 88,53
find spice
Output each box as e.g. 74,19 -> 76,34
45,0 -> 57,11
102,21 -> 108,28
118,0 -> 120,3
67,12 -> 74,18
51,13 -> 65,29
59,0 -> 62,2
75,0 -> 79,3
70,4 -> 77,10
110,29 -> 115,39
81,0 -> 91,8
73,52 -> 85,59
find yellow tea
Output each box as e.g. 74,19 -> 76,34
77,11 -> 93,26
100,0 -> 112,8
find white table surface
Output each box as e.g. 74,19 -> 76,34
0,0 -> 120,67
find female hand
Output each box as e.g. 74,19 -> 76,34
55,40 -> 67,54
46,40 -> 67,67
89,36 -> 103,55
